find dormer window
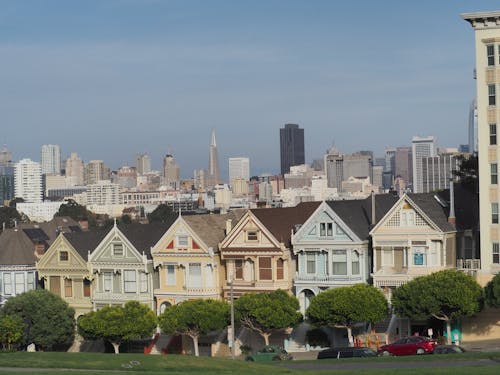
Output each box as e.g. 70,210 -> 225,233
59,251 -> 69,261
113,243 -> 124,257
246,230 -> 258,241
319,223 -> 333,237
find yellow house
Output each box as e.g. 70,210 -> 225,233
152,211 -> 243,314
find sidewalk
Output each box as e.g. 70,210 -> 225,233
461,339 -> 500,352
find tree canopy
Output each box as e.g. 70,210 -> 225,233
484,272 -> 500,308
453,154 -> 478,192
1,289 -> 75,351
234,289 -> 302,346
306,284 -> 388,346
78,301 -> 157,354
0,206 -> 22,230
159,299 -> 230,356
0,315 -> 25,350
147,203 -> 177,224
392,270 -> 483,344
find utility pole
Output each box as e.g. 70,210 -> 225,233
230,276 -> 235,360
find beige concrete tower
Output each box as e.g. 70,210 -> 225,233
463,11 -> 500,282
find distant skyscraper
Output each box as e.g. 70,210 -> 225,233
136,153 -> 151,175
65,152 -> 84,186
41,144 -> 61,175
14,158 -> 42,202
324,146 -> 343,191
0,145 -> 13,166
163,154 -> 180,189
229,157 -> 250,185
394,147 -> 412,189
208,129 -> 220,186
468,98 -> 478,154
421,153 -> 460,193
280,123 -> 305,175
412,136 -> 437,193
84,160 -> 110,185
0,165 -> 14,205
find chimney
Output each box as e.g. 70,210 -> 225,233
371,191 -> 376,226
34,243 -> 46,258
225,219 -> 232,235
448,181 -> 456,224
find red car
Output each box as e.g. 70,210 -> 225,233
378,336 -> 436,356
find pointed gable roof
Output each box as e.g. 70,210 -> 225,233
406,193 -> 455,232
117,222 -> 174,258
64,230 -> 109,261
250,202 -> 321,246
183,210 -> 245,250
0,228 -> 38,265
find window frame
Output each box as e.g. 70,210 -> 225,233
112,243 -> 124,257
176,235 -> 189,248
103,272 -> 113,292
351,250 -> 360,275
487,44 -> 495,66
165,265 -> 176,286
123,270 -> 137,293
413,247 -> 427,266
493,203 -> 499,224
246,230 -> 258,242
64,278 -> 73,297
306,253 -> 316,274
258,257 -> 273,280
493,242 -> 500,264
489,84 -> 496,106
332,250 -> 347,275
491,124 -> 497,145
59,251 -> 69,262
492,163 -> 498,185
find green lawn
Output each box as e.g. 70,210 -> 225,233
0,352 -> 499,375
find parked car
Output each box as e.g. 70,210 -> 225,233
378,336 -> 436,356
317,347 -> 377,359
244,345 -> 293,362
433,345 -> 466,354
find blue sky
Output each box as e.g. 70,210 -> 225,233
0,1 -> 496,179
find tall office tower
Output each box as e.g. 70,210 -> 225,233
14,158 -> 42,202
163,154 -> 180,189
41,144 -> 61,175
463,12 -> 500,276
420,153 -> 460,193
468,98 -> 478,154
208,129 -> 220,186
383,148 -> 396,189
136,153 -> 151,175
65,152 -> 84,186
0,165 -> 14,205
324,146 -> 343,191
343,153 -> 373,182
394,147 -> 412,188
280,123 -> 305,175
228,157 -> 250,185
0,145 -> 13,166
84,160 -> 110,185
411,136 -> 437,193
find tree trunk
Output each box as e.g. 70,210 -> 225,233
192,335 -> 199,357
262,332 -> 270,346
446,320 -> 452,345
111,342 -> 120,354
347,327 -> 354,347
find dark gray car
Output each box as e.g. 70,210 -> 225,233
317,347 -> 377,359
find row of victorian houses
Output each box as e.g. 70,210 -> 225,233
1,184 -> 493,351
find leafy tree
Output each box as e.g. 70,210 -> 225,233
453,154 -> 478,192
484,272 -> 500,307
159,299 -> 230,356
0,315 -> 26,350
392,270 -> 483,344
1,289 -> 75,351
55,199 -> 98,227
306,284 -> 388,346
234,289 -> 302,346
78,301 -> 157,354
147,203 -> 177,224
120,214 -> 132,224
8,197 -> 24,209
0,206 -> 22,230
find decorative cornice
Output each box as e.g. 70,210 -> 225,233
462,12 -> 500,29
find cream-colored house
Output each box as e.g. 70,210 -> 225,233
151,211 -> 243,314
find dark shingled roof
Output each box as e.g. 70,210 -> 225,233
117,221 -> 174,258
64,230 -> 109,261
327,194 -> 399,240
250,202 -> 321,246
406,193 -> 456,232
0,228 -> 38,265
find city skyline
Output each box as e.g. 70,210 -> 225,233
0,1 -> 495,177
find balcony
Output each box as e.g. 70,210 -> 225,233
294,274 -> 364,284
456,259 -> 480,277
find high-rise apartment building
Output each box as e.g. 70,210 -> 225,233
163,154 -> 180,189
41,144 -> 61,175
65,152 -> 84,186
411,136 -> 437,193
14,158 -> 42,203
463,12 -> 500,277
280,123 -> 305,175
229,157 -> 250,185
421,154 -> 460,193
208,129 -> 220,186
84,160 -> 110,185
136,153 -> 151,175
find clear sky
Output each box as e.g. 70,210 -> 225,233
0,0 -> 496,179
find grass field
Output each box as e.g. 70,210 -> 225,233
0,351 -> 499,375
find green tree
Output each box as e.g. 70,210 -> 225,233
120,214 -> 132,224
0,206 -> 22,230
147,203 -> 177,224
306,284 -> 388,346
234,289 -> 302,346
78,301 -> 157,354
453,154 -> 478,192
392,270 -> 483,344
1,289 -> 75,351
159,299 -> 230,357
0,315 -> 26,350
55,199 -> 98,227
484,272 -> 500,307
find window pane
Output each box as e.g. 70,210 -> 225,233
140,273 -> 148,293
332,250 -> 347,275
104,272 -> 112,292
124,270 -> 136,293
492,164 -> 498,184
3,274 -> 12,295
259,257 -> 272,280
493,203 -> 499,224
113,244 -> 123,256
489,85 -> 496,105
65,279 -> 72,297
306,253 -> 316,274
189,263 -> 202,288
488,45 -> 495,66
166,265 -> 176,285
352,251 -> 360,275
15,273 -> 25,294
83,279 -> 91,297
235,260 -> 243,279
490,124 -> 497,145
493,243 -> 499,264
277,259 -> 284,279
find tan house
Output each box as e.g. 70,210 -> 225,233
219,202 -> 320,299
37,230 -> 106,318
151,211 -> 243,314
